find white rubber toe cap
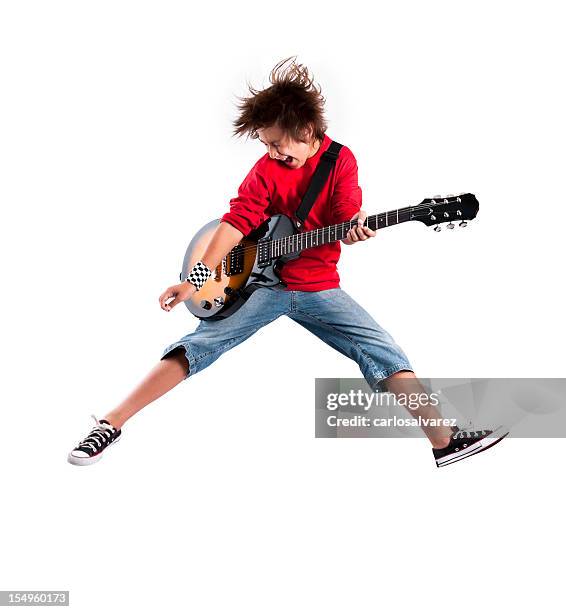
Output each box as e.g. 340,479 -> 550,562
67,450 -> 102,466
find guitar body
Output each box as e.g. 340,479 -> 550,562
180,214 -> 299,320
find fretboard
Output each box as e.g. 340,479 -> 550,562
269,206 -> 415,258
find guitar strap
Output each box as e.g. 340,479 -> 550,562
294,139 -> 343,227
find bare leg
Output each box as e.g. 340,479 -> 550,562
102,348 -> 189,430
383,371 -> 452,448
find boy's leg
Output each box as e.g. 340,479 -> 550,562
379,370 -> 452,447
288,288 -> 453,446
103,286 -> 291,430
102,348 -> 189,430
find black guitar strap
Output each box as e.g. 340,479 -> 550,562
294,139 -> 343,227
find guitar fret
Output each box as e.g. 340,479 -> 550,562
268,206 -> 418,261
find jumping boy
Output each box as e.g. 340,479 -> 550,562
68,57 -> 506,468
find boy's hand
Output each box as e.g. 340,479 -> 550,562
159,281 -> 196,312
342,210 -> 376,245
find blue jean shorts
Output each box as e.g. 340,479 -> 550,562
160,285 -> 413,390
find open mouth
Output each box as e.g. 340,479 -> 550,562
275,154 -> 294,165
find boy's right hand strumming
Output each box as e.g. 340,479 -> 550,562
159,222 -> 244,313
159,281 -> 196,312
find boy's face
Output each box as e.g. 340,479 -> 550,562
256,124 -> 319,170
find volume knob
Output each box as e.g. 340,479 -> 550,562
199,300 -> 212,310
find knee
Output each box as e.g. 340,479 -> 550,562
162,347 -> 190,377
387,369 -> 415,381
381,369 -> 416,393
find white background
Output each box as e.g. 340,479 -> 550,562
1,1 -> 565,610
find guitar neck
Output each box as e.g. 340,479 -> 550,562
272,206 -> 415,255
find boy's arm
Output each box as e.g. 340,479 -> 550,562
198,159 -> 271,271
330,148 -> 362,229
220,160 -> 270,237
330,148 -> 375,245
159,221 -> 244,312
199,221 -> 244,271
159,161 -> 269,312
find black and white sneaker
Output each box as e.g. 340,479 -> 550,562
433,425 -> 508,468
67,415 -> 121,466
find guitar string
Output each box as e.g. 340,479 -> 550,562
212,208 -> 464,259
218,214 -> 463,259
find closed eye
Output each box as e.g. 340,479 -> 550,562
259,139 -> 280,149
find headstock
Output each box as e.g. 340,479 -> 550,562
412,193 -> 479,231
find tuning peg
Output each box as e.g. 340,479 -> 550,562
447,222 -> 455,229
434,225 -> 441,232
447,194 -> 455,197
433,194 -> 442,199
459,221 -> 467,227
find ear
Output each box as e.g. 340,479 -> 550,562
300,123 -> 315,143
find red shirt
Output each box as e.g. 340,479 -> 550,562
221,134 -> 362,291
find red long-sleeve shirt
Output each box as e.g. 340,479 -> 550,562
221,134 -> 362,291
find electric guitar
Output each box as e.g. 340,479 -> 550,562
180,193 -> 479,320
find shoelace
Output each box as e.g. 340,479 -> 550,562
76,414 -> 115,453
453,425 -> 491,440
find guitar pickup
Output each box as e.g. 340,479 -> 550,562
227,244 -> 245,276
256,237 -> 272,267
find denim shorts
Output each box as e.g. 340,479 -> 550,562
160,285 -> 413,390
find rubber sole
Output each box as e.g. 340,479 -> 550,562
435,428 -> 509,468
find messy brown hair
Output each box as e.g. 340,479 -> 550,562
233,56 -> 327,143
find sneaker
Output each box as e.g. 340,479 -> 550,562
433,425 -> 508,468
67,415 -> 121,466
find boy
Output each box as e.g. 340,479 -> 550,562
68,58 -> 506,468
